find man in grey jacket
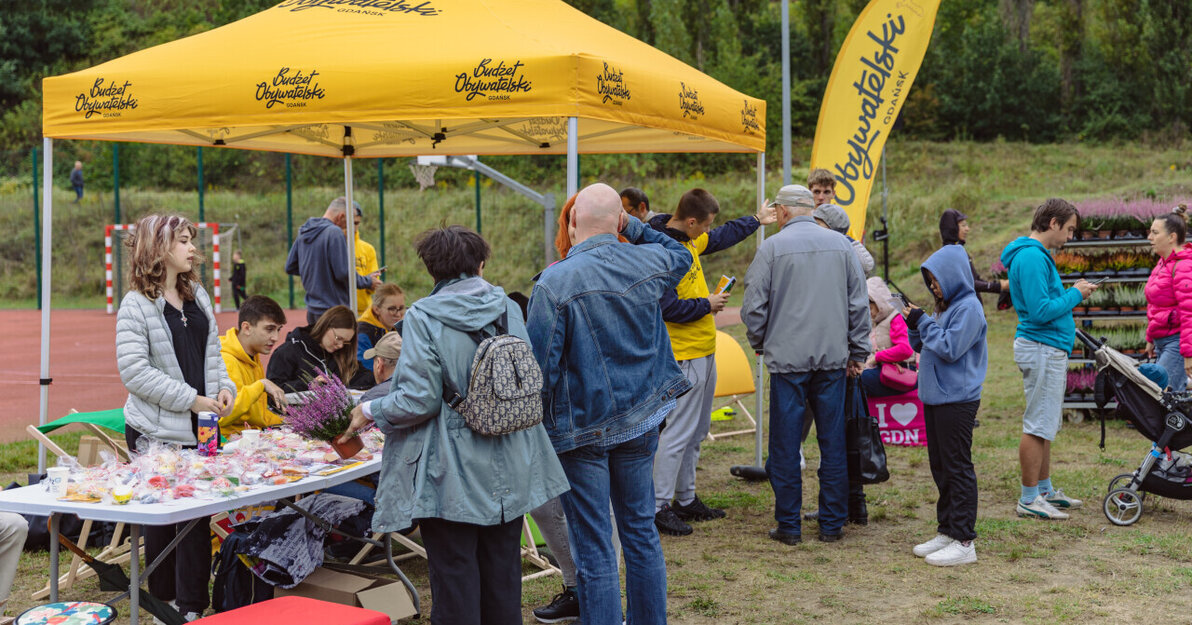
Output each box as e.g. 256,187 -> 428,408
285,197 -> 382,325
742,184 -> 871,545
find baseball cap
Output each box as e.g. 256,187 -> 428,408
772,185 -> 814,209
363,332 -> 402,361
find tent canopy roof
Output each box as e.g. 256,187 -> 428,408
42,0 -> 765,157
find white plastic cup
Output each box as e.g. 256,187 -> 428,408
240,429 -> 261,449
46,467 -> 70,498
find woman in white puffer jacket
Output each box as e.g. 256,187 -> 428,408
115,213 -> 235,621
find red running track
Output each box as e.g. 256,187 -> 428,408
0,306 -> 743,445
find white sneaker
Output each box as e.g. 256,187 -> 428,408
913,534 -> 953,557
1044,488 -> 1083,509
800,448 -> 806,471
925,540 -> 977,567
1016,495 -> 1070,520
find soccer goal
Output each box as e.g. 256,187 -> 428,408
105,221 -> 236,314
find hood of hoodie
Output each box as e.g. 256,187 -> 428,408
297,217 -> 341,244
418,276 -> 509,333
922,244 -> 976,305
939,209 -> 968,245
282,325 -> 330,363
1000,236 -> 1053,275
647,213 -> 689,242
219,328 -> 257,367
866,277 -> 896,324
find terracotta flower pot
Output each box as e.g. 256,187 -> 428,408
330,434 -> 364,460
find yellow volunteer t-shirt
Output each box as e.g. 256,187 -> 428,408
665,233 -> 717,360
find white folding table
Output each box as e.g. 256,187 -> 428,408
0,459 -> 419,624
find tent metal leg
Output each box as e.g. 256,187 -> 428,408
566,117 -> 578,198
344,149 -> 357,315
754,151 -> 766,469
38,137 -> 53,474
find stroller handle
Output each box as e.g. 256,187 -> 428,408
1075,328 -> 1104,351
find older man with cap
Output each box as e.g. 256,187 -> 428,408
285,196 -> 383,325
742,184 -> 871,545
814,203 -> 876,276
359,332 -> 402,403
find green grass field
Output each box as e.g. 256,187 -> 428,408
3,140 -> 1192,622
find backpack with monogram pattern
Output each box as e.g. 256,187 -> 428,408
442,312 -> 544,436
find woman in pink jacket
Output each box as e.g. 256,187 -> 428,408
862,277 -> 917,397
1144,206 -> 1192,391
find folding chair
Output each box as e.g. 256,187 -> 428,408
26,410 -> 137,600
706,331 -> 758,441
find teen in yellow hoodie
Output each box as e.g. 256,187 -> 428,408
647,188 -> 777,536
219,296 -> 288,437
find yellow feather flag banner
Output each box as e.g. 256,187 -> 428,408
810,0 -> 941,240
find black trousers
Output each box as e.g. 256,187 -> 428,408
419,516 -> 523,625
924,401 -> 980,542
126,427 -> 212,614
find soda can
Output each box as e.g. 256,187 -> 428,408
197,411 -> 220,457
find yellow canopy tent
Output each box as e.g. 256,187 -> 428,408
36,0 -> 769,474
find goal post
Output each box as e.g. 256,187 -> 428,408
106,221 -> 224,314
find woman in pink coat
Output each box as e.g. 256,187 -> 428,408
1144,206 -> 1192,391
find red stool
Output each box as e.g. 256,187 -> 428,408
194,596 -> 389,625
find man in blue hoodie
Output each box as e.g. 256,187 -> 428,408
285,197 -> 382,325
1001,199 -> 1098,520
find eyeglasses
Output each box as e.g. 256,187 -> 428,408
330,330 -> 354,345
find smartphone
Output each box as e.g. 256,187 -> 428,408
1089,276 -> 1109,285
373,265 -> 388,275
888,292 -> 909,311
715,275 -> 736,295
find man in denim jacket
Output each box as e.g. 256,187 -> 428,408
528,182 -> 693,625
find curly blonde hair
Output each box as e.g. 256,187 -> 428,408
125,214 -> 203,301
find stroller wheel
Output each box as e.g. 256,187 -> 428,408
1104,488 -> 1144,526
1108,473 -> 1137,493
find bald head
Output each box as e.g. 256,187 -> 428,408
572,183 -> 625,244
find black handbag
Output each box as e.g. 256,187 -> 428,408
846,378 -> 890,485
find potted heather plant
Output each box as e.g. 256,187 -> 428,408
284,371 -> 363,459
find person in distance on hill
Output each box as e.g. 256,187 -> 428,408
1001,199 -> 1097,520
939,208 -> 1007,302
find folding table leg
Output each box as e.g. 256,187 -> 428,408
49,514 -> 59,602
129,524 -> 140,625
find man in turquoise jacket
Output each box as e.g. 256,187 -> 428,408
1001,199 -> 1097,520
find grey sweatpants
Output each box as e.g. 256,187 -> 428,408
654,354 -> 717,511
0,512 -> 28,605
530,498 -> 622,587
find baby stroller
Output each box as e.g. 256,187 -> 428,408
1079,329 -> 1192,525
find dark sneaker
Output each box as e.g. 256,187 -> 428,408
533,586 -> 580,623
673,496 -> 727,522
655,503 -> 694,536
768,529 -> 802,545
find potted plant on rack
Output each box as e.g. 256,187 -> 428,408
284,371 -> 364,459
1085,287 -> 1109,313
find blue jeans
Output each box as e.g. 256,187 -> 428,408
1154,334 -> 1186,392
768,369 -> 848,535
557,428 -> 665,625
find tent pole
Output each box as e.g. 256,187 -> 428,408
377,159 -> 386,271
566,117 -> 578,198
38,138 -> 53,474
286,154 -> 294,309
781,0 -> 791,185
753,150 -> 766,469
344,156 -> 357,316
543,193 -> 556,267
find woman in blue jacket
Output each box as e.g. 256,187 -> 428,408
904,244 -> 988,567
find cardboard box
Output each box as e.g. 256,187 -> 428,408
275,567 -> 418,622
76,435 -> 129,467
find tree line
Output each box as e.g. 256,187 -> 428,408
1,0 -> 1188,189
